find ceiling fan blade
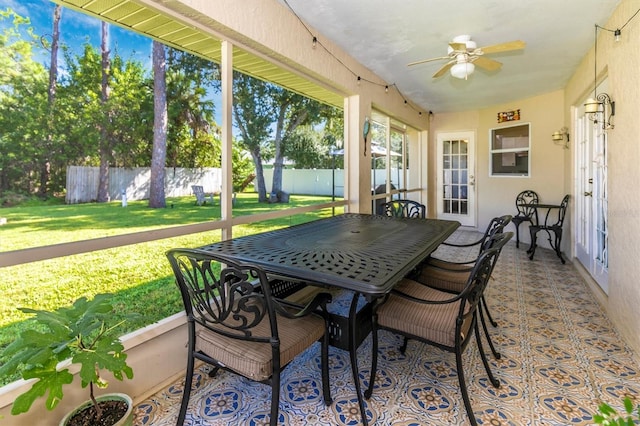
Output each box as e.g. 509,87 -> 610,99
432,61 -> 455,78
472,56 -> 502,71
407,56 -> 451,66
479,40 -> 526,55
448,42 -> 467,52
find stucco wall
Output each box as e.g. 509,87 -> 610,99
429,90 -> 567,249
430,0 -> 640,354
565,0 -> 640,353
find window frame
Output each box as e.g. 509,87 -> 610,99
489,122 -> 531,177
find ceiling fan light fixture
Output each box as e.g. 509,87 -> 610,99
450,62 -> 475,79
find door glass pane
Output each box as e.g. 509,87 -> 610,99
461,201 -> 468,214
441,139 -> 469,216
438,133 -> 474,226
442,140 -> 469,214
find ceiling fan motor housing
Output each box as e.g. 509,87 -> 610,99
447,35 -> 477,55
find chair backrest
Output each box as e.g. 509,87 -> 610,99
378,199 -> 426,218
553,194 -> 570,227
477,215 -> 512,256
458,231 -> 513,335
166,248 -> 278,344
515,190 -> 539,218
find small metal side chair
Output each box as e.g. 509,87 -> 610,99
166,249 -> 333,426
527,194 -> 570,264
367,232 -> 513,426
378,199 -> 426,218
412,215 -> 512,360
512,190 -> 539,248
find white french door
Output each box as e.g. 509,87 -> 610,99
436,131 -> 476,226
574,96 -> 608,293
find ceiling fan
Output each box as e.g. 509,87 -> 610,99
408,35 -> 526,80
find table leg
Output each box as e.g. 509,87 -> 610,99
348,292 -> 368,426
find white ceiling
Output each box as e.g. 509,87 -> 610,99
278,0 -> 621,113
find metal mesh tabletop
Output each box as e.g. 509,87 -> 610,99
200,213 -> 459,296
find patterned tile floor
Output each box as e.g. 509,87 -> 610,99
134,230 -> 640,425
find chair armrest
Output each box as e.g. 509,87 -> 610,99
427,255 -> 477,267
274,292 -> 332,319
391,287 -> 463,305
441,237 -> 483,248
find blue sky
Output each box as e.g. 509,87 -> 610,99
1,0 -> 153,67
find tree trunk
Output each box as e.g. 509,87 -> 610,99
39,5 -> 61,197
97,21 -> 111,202
149,40 -> 167,208
251,150 -> 268,203
271,158 -> 283,195
270,107 -> 285,197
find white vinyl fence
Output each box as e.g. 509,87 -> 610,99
65,166 -> 398,204
66,167 -> 222,204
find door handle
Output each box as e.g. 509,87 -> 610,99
584,191 -> 592,197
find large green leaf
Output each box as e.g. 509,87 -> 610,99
10,366 -> 73,415
1,293 -> 135,414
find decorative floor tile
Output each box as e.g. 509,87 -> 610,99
135,230 -> 640,425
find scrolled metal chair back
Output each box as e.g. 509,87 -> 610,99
379,200 -> 426,218
167,249 -> 275,342
515,190 -> 539,218
460,231 -> 513,320
478,215 -> 512,254
555,194 -> 570,227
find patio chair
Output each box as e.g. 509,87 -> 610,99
366,232 -> 512,426
166,249 -> 333,426
378,199 -> 426,218
528,194 -> 570,263
414,215 -> 512,359
512,190 -> 539,248
191,185 -> 214,206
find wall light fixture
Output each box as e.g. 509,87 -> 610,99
584,93 -> 615,130
551,127 -> 569,149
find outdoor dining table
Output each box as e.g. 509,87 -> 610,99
198,212 -> 460,425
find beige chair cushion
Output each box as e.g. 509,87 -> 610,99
195,312 -> 325,382
378,278 -> 471,348
416,260 -> 472,293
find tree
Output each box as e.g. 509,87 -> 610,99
284,107 -> 343,169
0,9 -> 49,194
97,21 -> 112,203
232,72 -> 274,202
165,48 -> 220,169
56,45 -> 151,173
232,71 -> 338,202
37,4 -> 61,197
149,40 -> 167,208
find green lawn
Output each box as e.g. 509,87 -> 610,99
0,193 -> 341,385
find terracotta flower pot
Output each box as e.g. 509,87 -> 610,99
59,393 -> 133,426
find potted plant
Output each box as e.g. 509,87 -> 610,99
0,293 -> 137,426
593,397 -> 640,425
